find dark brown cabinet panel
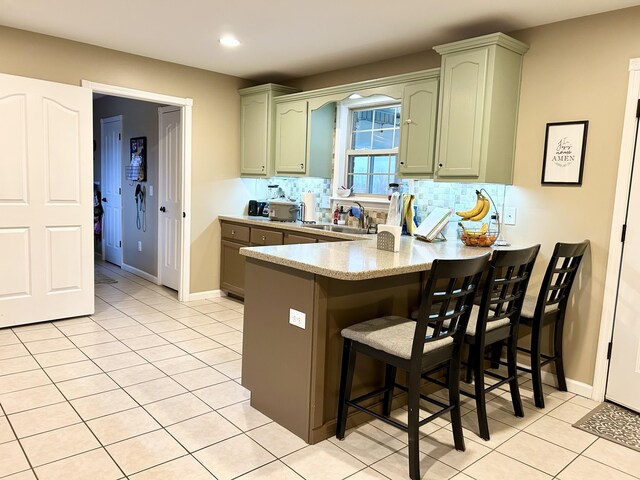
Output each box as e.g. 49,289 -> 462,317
250,228 -> 284,246
220,240 -> 247,298
283,233 -> 318,245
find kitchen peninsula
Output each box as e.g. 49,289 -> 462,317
237,224 -> 488,444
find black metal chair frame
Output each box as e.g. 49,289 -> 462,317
336,254 -> 489,480
460,246 -> 539,440
514,241 -> 589,408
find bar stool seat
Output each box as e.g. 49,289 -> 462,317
342,316 -> 453,359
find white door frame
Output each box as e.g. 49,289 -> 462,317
593,58 -> 640,401
82,80 -> 193,302
100,114 -> 123,265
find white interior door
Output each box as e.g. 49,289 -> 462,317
0,72 -> 93,327
158,106 -> 181,291
100,116 -> 122,266
607,116 -> 640,412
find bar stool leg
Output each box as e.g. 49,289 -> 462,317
530,321 -> 545,409
448,359 -> 466,451
472,349 -> 490,441
553,317 -> 567,391
465,346 -> 474,384
336,339 -> 356,439
407,369 -> 422,480
489,342 -> 503,369
507,333 -> 524,417
382,364 -> 397,416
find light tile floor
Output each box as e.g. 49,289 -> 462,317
0,262 -> 639,479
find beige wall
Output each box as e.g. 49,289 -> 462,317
0,26 -> 254,294
288,6 -> 640,386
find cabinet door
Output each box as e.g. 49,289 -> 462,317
283,233 -> 317,245
398,78 -> 439,176
436,48 -> 488,178
220,240 -> 246,297
275,100 -> 308,174
240,92 -> 269,175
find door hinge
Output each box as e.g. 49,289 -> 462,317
621,223 -> 627,243
636,99 -> 640,118
607,341 -> 613,360
183,212 -> 186,218
118,133 -> 121,141
119,187 -> 121,195
119,240 -> 122,247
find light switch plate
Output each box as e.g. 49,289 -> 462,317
289,308 -> 306,329
504,207 -> 516,225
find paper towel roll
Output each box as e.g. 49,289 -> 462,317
302,192 -> 317,222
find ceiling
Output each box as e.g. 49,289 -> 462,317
1,0 -> 639,82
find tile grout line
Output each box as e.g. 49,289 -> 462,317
0,401 -> 41,480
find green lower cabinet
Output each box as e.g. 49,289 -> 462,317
398,78 -> 439,177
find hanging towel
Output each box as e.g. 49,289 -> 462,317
387,192 -> 403,226
402,195 -> 416,235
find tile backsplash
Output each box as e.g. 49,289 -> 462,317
242,177 -> 506,225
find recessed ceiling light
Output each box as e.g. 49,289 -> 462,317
219,35 -> 241,47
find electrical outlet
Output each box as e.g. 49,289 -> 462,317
289,308 -> 306,329
137,241 -> 142,252
504,207 -> 516,225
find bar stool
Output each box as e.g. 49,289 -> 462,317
457,245 -> 540,440
516,241 -> 589,408
335,254 -> 489,480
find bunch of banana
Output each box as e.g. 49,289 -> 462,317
456,190 -> 490,221
459,222 -> 488,238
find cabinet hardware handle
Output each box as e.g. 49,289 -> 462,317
231,230 -> 235,235
438,164 -> 443,167
406,119 -> 412,124
261,165 -> 265,170
400,161 -> 405,165
262,235 -> 266,241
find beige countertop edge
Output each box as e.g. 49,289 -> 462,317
218,215 -> 368,241
238,237 -> 491,281
239,246 -> 432,281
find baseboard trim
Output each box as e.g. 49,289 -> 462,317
186,290 -> 226,301
121,263 -> 158,284
514,360 -> 594,399
539,370 -> 593,399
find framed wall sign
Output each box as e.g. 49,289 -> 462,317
127,136 -> 147,182
541,121 -> 588,185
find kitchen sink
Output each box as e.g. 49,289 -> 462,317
302,224 -> 371,235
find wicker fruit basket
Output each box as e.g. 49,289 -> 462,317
458,221 -> 499,247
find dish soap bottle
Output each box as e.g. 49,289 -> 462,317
333,205 -> 339,225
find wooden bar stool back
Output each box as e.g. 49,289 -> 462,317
336,254 -> 489,480
457,245 -> 540,440
517,240 -> 589,408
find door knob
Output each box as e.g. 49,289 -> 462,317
101,197 -> 108,202
160,206 -> 166,212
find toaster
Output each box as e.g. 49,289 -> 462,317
268,200 -> 299,222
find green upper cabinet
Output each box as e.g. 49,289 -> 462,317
274,100 -> 309,174
398,77 -> 439,177
239,84 -> 299,177
274,99 -> 336,177
434,33 -> 529,184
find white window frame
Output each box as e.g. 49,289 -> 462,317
331,95 -> 400,207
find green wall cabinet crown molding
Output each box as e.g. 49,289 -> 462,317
239,83 -> 299,177
433,32 -> 529,184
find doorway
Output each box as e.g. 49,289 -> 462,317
100,115 -> 123,266
594,58 -> 640,411
84,80 -> 193,301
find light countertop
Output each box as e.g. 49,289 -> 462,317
239,234 -> 490,281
